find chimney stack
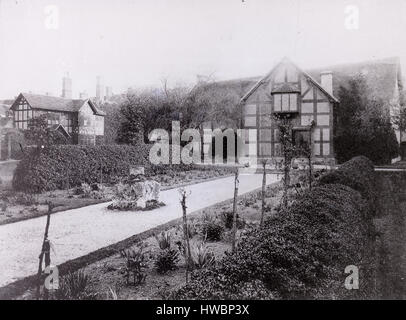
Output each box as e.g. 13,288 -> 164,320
62,72 -> 72,99
105,86 -> 112,101
96,76 -> 104,103
79,91 -> 88,99
320,71 -> 333,96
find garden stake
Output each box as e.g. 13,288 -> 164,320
231,170 -> 239,253
36,201 -> 53,300
180,189 -> 192,283
260,160 -> 267,227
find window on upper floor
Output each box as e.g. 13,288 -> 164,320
273,93 -> 298,112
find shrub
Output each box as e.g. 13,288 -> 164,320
221,211 -> 245,230
172,157 -> 376,299
13,144 -> 150,193
202,220 -> 224,241
155,231 -> 172,250
318,156 -> 376,214
54,271 -> 98,300
120,246 -> 148,285
155,249 -> 180,274
190,242 -> 216,269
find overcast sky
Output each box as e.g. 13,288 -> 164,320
0,0 -> 405,99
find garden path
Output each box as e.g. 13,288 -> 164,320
0,173 -> 279,287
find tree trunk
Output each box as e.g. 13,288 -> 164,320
231,170 -> 239,253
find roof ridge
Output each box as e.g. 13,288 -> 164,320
306,56 -> 400,72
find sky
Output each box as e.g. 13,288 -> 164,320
0,0 -> 406,99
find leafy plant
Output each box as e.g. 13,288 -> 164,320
120,246 -> 149,285
190,242 -> 216,269
54,270 -> 98,300
155,231 -> 172,250
155,249 -> 180,274
221,211 -> 245,230
202,220 -> 224,241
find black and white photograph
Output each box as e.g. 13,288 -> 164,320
0,0 -> 406,311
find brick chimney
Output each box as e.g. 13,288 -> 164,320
62,72 -> 72,99
320,71 -> 333,95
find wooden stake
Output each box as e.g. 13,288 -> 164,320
260,160 -> 267,227
36,201 -> 53,300
231,170 -> 239,253
180,189 -> 192,283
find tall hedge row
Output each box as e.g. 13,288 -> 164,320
13,145 -> 151,193
173,156 -> 377,299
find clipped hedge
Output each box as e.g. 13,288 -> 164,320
13,144 -> 151,193
318,155 -> 376,214
173,156 -> 377,299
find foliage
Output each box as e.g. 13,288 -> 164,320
190,242 -> 216,269
319,155 -> 376,214
221,210 -> 245,230
120,246 -> 148,285
24,115 -> 69,147
172,157 -> 376,299
13,144 -> 150,193
155,249 -> 180,274
334,75 -> 399,164
117,80 -> 244,146
202,217 -> 224,241
155,231 -> 172,250
54,270 -> 98,300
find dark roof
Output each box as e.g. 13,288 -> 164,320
208,57 -> 401,104
12,93 -> 106,116
306,57 -> 402,103
49,124 -> 71,138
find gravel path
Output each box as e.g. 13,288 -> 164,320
0,173 -> 279,287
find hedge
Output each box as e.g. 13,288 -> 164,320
13,145 -> 151,193
172,156 -> 377,299
318,155 -> 377,214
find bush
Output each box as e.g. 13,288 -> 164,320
202,220 -> 224,241
12,144 -> 150,193
221,211 -> 245,230
120,246 -> 148,286
155,249 -> 180,274
53,271 -> 98,300
190,242 -> 216,269
318,156 -> 376,214
172,157 -> 376,299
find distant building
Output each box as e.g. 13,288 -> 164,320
105,86 -> 112,101
96,76 -> 104,103
199,57 -> 404,163
62,72 -> 72,99
79,91 -> 89,99
9,93 -> 105,145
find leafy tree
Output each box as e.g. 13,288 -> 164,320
24,115 -> 68,148
334,75 -> 399,165
116,78 -> 244,146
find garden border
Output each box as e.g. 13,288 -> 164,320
0,180 -> 278,300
